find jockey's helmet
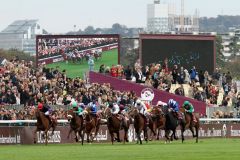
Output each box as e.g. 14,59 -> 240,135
71,101 -> 78,108
38,103 -> 43,110
136,99 -> 141,105
183,101 -> 190,106
168,99 -> 174,106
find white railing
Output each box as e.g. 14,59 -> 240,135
0,118 -> 240,124
0,119 -> 68,124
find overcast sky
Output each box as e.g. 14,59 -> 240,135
0,0 -> 240,33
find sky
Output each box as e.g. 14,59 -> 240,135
0,0 -> 240,33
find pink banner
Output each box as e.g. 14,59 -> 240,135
89,72 -> 207,116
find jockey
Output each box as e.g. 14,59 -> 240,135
108,102 -> 120,115
134,99 -> 148,116
134,99 -> 149,125
72,101 -> 84,116
38,102 -> 52,122
89,100 -> 98,117
182,101 -> 196,122
167,99 -> 181,119
38,102 -> 51,116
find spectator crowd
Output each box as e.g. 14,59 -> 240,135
99,58 -> 240,118
0,57 -> 138,120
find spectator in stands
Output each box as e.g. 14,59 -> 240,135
178,66 -> 185,84
189,66 -> 197,83
124,65 -> 132,80
184,69 -> 190,84
99,64 -> 105,73
175,84 -> 185,96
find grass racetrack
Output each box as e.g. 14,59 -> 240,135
1,139 -> 240,160
46,49 -> 118,78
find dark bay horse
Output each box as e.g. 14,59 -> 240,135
104,107 -> 130,145
128,108 -> 148,145
149,106 -> 166,140
67,108 -> 84,145
34,109 -> 57,145
162,106 -> 178,143
179,108 -> 200,143
82,107 -> 101,143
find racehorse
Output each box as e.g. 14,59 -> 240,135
161,106 -> 178,143
33,108 -> 57,145
66,108 -> 84,145
128,108 -> 148,145
179,107 -> 200,143
149,106 -> 166,140
82,107 -> 101,143
104,107 -> 130,145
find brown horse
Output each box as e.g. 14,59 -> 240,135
66,108 -> 84,145
82,107 -> 101,143
33,108 -> 57,145
104,107 -> 130,145
128,108 -> 148,145
179,107 -> 200,143
149,106 -> 166,140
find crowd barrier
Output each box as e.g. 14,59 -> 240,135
89,72 -> 207,115
0,119 -> 240,144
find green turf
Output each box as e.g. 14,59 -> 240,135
46,49 -> 118,78
0,139 -> 239,160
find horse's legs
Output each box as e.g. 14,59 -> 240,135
173,129 -> 178,140
136,131 -> 142,145
165,129 -> 170,143
67,128 -> 73,139
74,130 -> 79,142
181,126 -> 185,143
190,125 -> 196,137
195,126 -> 199,143
86,132 -> 90,143
116,131 -> 121,142
33,128 -> 38,144
81,130 -> 85,145
144,128 -> 148,143
110,132 -> 114,145
157,128 -> 161,140
44,130 -> 48,145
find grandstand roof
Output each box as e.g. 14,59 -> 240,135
0,19 -> 38,34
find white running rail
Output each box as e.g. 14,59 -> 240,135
0,118 -> 240,124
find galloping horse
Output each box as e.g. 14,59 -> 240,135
128,108 -> 148,145
33,108 -> 57,145
149,106 -> 166,140
82,107 -> 101,143
104,107 -> 130,145
179,107 -> 200,143
66,108 -> 84,145
162,106 -> 178,143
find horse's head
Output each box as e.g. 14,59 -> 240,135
128,108 -> 139,118
103,107 -> 112,119
67,109 -> 75,122
151,106 -> 163,117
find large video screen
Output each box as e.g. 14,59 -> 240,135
36,35 -> 119,66
141,35 -> 215,73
